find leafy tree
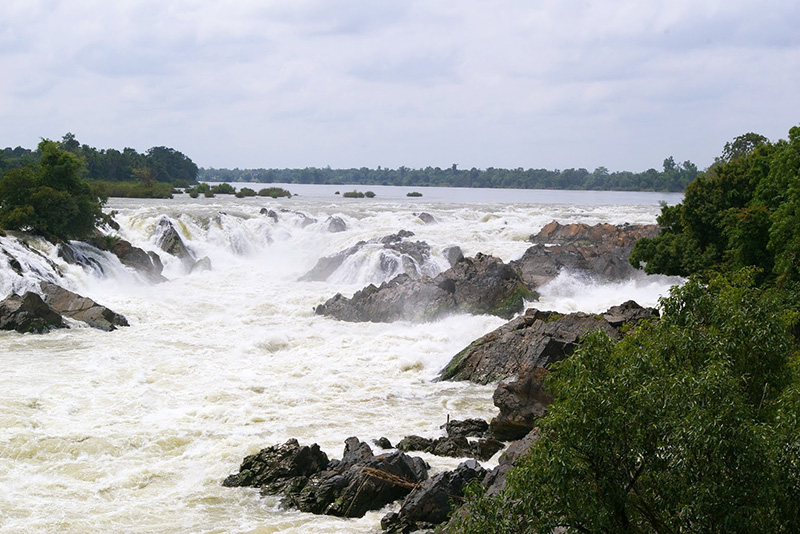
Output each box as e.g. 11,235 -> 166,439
0,140 -> 104,239
449,272 -> 800,533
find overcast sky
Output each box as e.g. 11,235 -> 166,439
1,0 -> 798,172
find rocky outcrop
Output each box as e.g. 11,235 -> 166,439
439,301 -> 657,384
443,418 -> 489,438
381,459 -> 486,534
511,221 -> 659,287
482,428 -> 541,497
155,217 -> 194,266
223,437 -> 428,519
489,368 -> 553,441
315,253 -> 534,322
299,231 -> 434,283
442,246 -> 464,268
396,434 -> 504,462
90,236 -> 167,283
39,281 -> 128,331
325,216 -> 347,233
0,292 -> 65,333
415,212 -> 436,225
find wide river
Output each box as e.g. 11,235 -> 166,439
0,185 -> 682,533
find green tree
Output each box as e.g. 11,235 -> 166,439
449,272 -> 800,533
0,140 -> 104,239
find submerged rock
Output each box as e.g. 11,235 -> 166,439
0,292 -> 65,333
315,253 -> 534,322
39,281 -> 128,331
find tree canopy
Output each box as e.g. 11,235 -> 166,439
0,140 -> 104,240
449,272 -> 800,533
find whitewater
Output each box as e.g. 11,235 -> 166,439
0,185 -> 682,533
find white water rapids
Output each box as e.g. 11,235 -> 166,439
0,186 -> 682,533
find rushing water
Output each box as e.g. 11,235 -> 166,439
0,186 -> 682,533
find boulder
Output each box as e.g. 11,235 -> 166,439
0,292 -> 65,333
439,301 -> 657,384
190,256 -> 213,273
442,246 -> 464,267
315,253 -> 534,322
381,459 -> 486,533
325,216 -> 347,233
511,221 -> 659,286
415,212 -> 437,225
223,437 -> 428,519
260,208 -> 279,221
443,418 -> 489,438
489,368 -> 553,441
90,236 -> 167,283
397,434 -> 504,462
39,281 -> 128,331
483,428 -> 541,497
299,231 -> 434,283
155,217 -> 194,266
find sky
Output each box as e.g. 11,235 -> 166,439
1,0 -> 799,172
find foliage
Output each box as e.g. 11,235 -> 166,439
0,140 -> 104,239
91,180 -> 175,199
407,191 -> 423,197
631,125 -> 800,285
211,182 -> 236,195
343,190 -> 365,198
235,187 -> 256,198
449,271 -> 800,533
1,132 -> 198,185
257,187 -> 292,198
199,158 -> 698,192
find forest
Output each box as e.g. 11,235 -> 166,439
200,158 -> 698,192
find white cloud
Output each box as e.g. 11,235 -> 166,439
1,0 -> 798,171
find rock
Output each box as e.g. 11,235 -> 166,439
221,438 -> 330,493
511,221 -> 659,286
415,212 -> 436,225
280,437 -> 428,518
155,217 -> 194,266
397,433 -> 504,462
39,281 -> 128,331
0,292 -> 65,333
443,418 -> 489,438
315,253 -> 534,322
439,302 -> 657,384
483,428 -> 541,497
190,256 -> 212,273
325,216 -> 347,233
299,231 -> 435,283
279,209 -> 317,228
91,237 -> 167,283
375,437 -> 393,449
381,459 -> 487,533
223,437 -> 428,519
489,368 -> 553,441
260,208 -> 279,221
442,246 -> 464,267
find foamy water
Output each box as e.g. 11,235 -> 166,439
0,187 -> 681,533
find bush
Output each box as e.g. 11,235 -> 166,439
407,191 -> 423,197
365,190 -> 376,198
257,187 -> 292,198
342,190 -> 365,198
235,187 -> 257,198
211,183 -> 236,195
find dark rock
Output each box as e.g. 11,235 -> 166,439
315,253 -> 534,322
39,281 -> 128,331
415,212 -> 436,225
260,208 -> 279,221
0,292 -> 65,333
221,438 -> 330,493
442,246 -> 464,267
223,438 -> 428,520
483,428 -> 541,497
299,232 -> 434,283
439,302 -> 657,384
90,237 -> 167,283
381,459 -> 487,533
375,437 -> 393,449
325,216 -> 347,233
155,217 -> 194,266
280,438 -> 428,518
443,418 -> 489,438
397,433 -> 504,462
489,368 -> 553,441
511,221 -> 659,286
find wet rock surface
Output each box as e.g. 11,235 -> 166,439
439,301 -> 657,384
223,437 -> 428,518
397,434 -> 504,462
315,253 -> 533,322
489,367 -> 553,441
39,281 -> 128,331
511,221 -> 659,286
0,291 -> 65,333
155,217 -> 194,266
89,236 -> 167,283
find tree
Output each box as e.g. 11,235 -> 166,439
449,272 -> 800,533
0,140 -> 104,240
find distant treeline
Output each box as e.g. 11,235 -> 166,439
199,158 -> 698,192
0,133 -> 198,186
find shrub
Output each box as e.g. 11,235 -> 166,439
258,187 -> 292,198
